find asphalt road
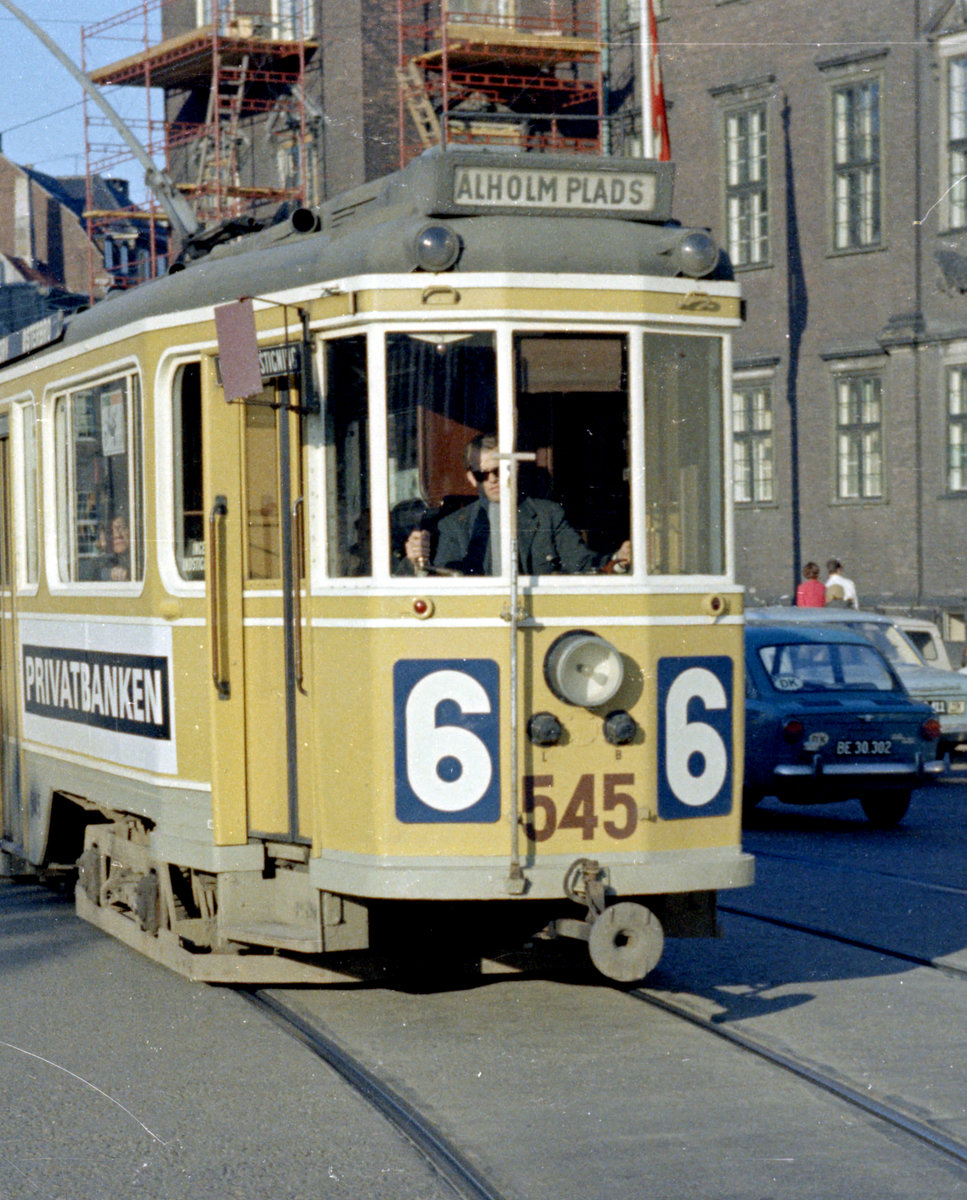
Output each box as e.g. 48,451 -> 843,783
0,884 -> 455,1200
1,777 -> 966,1199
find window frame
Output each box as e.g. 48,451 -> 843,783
45,362 -> 144,592
10,397 -> 40,593
722,102 -> 770,269
946,362 -> 967,494
732,374 -> 775,506
834,371 -> 884,502
939,35 -> 967,232
829,75 -> 883,253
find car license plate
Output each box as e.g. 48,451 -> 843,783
836,739 -> 893,755
931,699 -> 966,715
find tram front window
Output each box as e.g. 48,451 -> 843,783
387,331 -> 498,575
387,330 -> 632,577
643,333 -> 724,576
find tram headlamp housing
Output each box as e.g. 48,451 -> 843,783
528,712 -> 564,746
676,231 -> 720,278
413,224 -> 461,272
603,710 -> 638,746
544,631 -> 625,709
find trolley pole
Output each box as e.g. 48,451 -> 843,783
0,0 -> 199,245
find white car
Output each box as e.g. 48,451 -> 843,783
892,616 -> 955,672
746,607 -> 967,756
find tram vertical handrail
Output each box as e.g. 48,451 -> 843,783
292,495 -> 306,693
209,495 -> 230,698
501,450 -> 536,896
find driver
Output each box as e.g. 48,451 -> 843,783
399,434 -> 630,576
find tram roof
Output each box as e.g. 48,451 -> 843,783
1,152 -> 733,365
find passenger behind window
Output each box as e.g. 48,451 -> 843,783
98,513 -> 131,582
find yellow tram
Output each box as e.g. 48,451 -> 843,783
0,151 -> 753,983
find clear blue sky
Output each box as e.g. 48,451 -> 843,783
0,3 -> 162,202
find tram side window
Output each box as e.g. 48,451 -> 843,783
173,362 -> 204,580
644,333 -> 724,575
54,374 -> 143,583
325,336 -> 371,577
21,402 -> 39,586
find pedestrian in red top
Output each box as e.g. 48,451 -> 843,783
795,561 -> 826,607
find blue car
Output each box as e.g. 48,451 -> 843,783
744,624 -> 943,826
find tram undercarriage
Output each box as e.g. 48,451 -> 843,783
21,809 -> 722,986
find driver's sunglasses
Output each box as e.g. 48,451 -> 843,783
471,468 -> 500,482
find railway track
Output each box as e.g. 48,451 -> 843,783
629,984 -> 967,1171
732,844 -> 967,980
718,901 -> 967,982
242,988 -> 510,1200
246,954 -> 967,1195
745,845 -> 967,899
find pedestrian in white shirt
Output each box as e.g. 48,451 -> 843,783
825,558 -> 859,608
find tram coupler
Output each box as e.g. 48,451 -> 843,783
546,858 -> 665,984
543,857 -> 608,942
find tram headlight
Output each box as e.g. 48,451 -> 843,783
676,231 -> 720,278
544,631 -> 625,708
413,224 -> 461,272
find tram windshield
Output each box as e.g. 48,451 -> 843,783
385,330 -> 633,578
327,327 -> 726,580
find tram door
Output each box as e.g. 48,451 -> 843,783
0,422 -> 23,853
206,358 -> 313,846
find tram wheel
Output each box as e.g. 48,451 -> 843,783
859,790 -> 911,828
587,902 -> 664,984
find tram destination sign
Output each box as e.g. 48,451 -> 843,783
442,156 -> 674,222
0,311 -> 64,366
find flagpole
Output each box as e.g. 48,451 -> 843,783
639,0 -> 655,158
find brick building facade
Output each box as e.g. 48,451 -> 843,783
624,0 -> 967,632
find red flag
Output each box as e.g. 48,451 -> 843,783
645,0 -> 671,161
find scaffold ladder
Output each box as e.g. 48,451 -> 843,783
396,59 -> 441,148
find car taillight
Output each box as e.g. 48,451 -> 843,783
921,717 -> 942,742
782,718 -> 804,743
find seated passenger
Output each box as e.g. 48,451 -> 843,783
400,434 -> 630,576
98,514 -> 131,582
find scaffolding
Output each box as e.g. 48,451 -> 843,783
81,0 -> 316,292
397,0 -> 604,166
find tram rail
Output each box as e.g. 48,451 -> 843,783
242,988 -> 510,1200
630,985 -> 967,1171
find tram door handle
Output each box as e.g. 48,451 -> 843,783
291,496 -> 306,693
209,495 -> 230,699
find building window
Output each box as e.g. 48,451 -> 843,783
947,55 -> 967,230
725,105 -> 769,267
836,374 -> 882,499
732,380 -> 774,503
947,365 -> 967,492
832,80 -> 881,250
272,0 -> 316,39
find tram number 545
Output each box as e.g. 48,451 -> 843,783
657,656 -> 733,819
523,774 -> 637,842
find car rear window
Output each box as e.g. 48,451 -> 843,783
758,642 -> 900,692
